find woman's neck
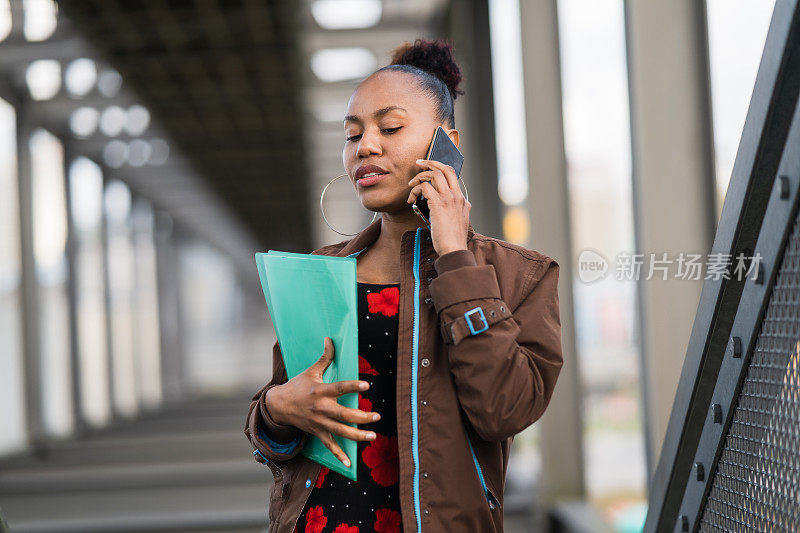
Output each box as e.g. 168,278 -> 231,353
373,211 -> 427,253
354,212 -> 426,284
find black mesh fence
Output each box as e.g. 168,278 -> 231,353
698,211 -> 800,532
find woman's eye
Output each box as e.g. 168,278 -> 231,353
345,127 -> 400,142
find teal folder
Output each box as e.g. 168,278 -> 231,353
255,251 -> 359,480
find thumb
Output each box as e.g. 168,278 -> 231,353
313,337 -> 335,373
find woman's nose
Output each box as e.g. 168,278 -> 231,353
356,129 -> 381,158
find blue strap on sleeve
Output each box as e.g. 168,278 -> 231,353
257,427 -> 302,455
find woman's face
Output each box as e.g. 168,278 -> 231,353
343,70 -> 457,215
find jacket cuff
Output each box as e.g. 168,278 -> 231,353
434,249 -> 477,273
248,400 -> 307,461
256,421 -> 302,454
430,259 -> 502,313
259,386 -> 300,443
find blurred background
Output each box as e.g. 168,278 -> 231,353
0,0 -> 778,532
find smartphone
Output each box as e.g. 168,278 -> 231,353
412,126 -> 465,228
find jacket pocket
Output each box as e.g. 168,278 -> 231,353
464,430 -> 502,510
267,462 -> 292,530
254,449 -> 285,484
267,478 -> 286,528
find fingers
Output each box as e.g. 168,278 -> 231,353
408,181 -> 438,205
316,430 -> 352,468
323,379 -> 370,397
409,167 -> 448,197
319,400 -> 381,425
311,337 -> 335,374
320,417 -> 377,443
416,159 -> 459,192
408,159 -> 464,206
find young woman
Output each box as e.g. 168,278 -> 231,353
245,39 -> 563,533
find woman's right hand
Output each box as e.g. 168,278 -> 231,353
264,337 -> 381,467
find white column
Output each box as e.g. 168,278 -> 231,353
519,0 -> 585,503
624,0 -> 717,476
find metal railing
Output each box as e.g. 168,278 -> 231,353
644,1 -> 800,531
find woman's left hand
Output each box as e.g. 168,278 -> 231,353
407,159 -> 471,255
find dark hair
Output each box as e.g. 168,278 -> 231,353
373,38 -> 464,128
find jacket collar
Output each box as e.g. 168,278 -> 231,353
335,217 -> 476,258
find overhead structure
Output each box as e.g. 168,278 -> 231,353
58,0 -> 312,252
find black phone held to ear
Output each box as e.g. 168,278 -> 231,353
413,126 -> 464,228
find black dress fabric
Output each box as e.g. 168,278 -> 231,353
294,282 -> 403,533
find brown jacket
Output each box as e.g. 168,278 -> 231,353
244,217 -> 563,532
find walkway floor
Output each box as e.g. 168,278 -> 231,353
0,396 -> 538,532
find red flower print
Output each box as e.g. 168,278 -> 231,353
367,287 -> 399,317
362,434 -> 399,486
315,466 -> 329,488
305,505 -> 327,533
374,508 -> 402,533
333,525 -> 359,533
359,355 -> 379,376
359,395 -> 372,413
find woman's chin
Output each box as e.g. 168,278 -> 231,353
358,192 -> 405,212
366,203 -> 417,217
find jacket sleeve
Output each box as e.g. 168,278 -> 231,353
244,339 -> 310,464
428,249 -> 563,442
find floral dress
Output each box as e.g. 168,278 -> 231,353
294,282 -> 404,533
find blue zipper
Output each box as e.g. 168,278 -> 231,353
347,247 -> 367,258
411,228 -> 422,531
465,430 -> 499,509
349,240 -> 424,526
358,235 -> 495,523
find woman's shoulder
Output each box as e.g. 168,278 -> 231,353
468,232 -> 558,302
309,239 -> 350,256
469,232 -> 556,270
308,231 -> 558,278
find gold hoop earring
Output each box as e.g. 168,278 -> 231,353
319,174 -> 379,237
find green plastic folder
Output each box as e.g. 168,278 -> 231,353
254,250 -> 359,480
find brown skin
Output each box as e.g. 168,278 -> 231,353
265,70 -> 472,467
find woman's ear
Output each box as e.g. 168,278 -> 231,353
444,128 -> 460,149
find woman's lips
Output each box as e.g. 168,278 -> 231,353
357,172 -> 387,187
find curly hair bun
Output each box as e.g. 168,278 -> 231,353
390,38 -> 464,100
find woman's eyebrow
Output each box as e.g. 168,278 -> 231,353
343,106 -> 407,124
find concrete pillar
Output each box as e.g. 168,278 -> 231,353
449,0 -> 503,239
518,0 -> 585,504
62,142 -> 87,434
623,0 -> 717,479
100,176 -> 119,419
15,97 -> 46,445
154,212 -> 186,404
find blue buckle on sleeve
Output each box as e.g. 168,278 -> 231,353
464,306 -> 489,335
